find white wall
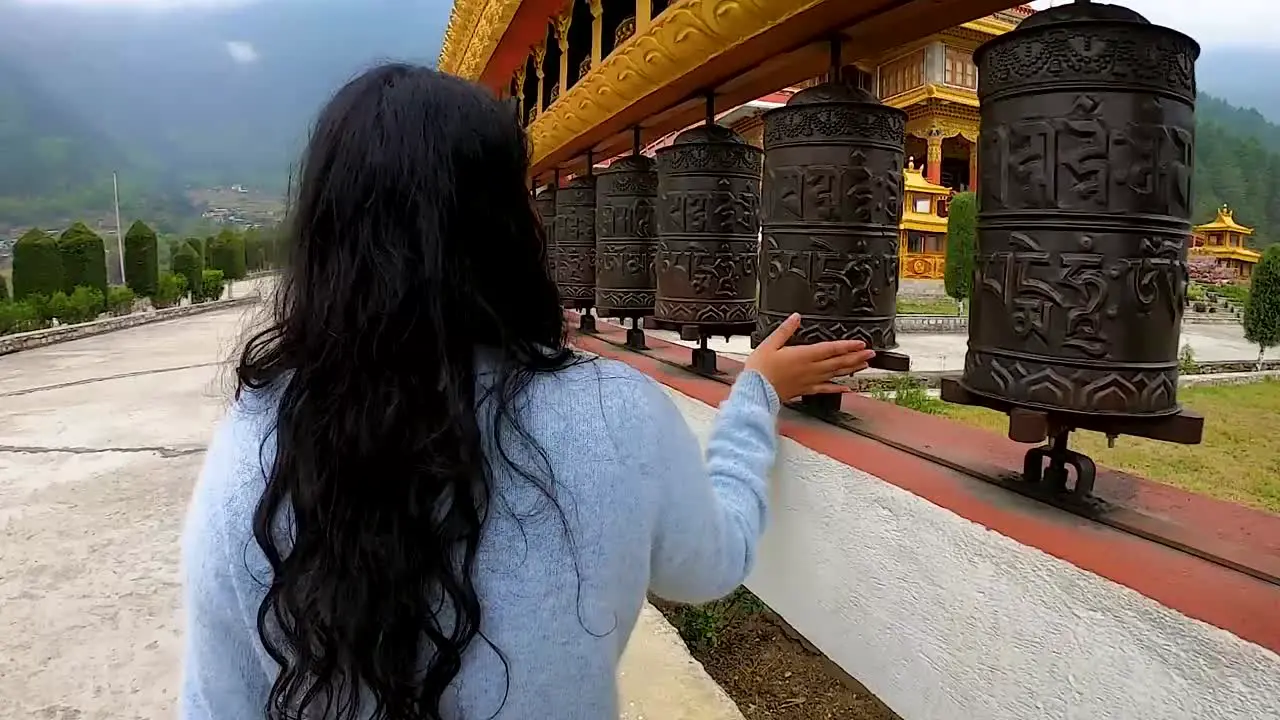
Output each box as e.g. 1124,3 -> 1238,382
664,387 -> 1280,720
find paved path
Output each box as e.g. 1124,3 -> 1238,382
0,303 -> 742,720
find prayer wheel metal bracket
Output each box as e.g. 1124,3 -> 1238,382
940,378 -> 1205,500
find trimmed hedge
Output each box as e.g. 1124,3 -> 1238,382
58,222 -> 108,297
12,228 -> 64,301
207,229 -> 247,282
171,243 -> 203,301
1244,246 -> 1280,368
943,192 -> 977,303
124,220 -> 159,297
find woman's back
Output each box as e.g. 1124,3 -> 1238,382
183,356 -> 780,719
178,63 -> 874,720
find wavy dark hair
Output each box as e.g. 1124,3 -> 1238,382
236,64 -> 573,719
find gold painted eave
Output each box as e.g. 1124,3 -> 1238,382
883,83 -> 979,110
1193,246 -> 1262,264
439,0 -> 521,79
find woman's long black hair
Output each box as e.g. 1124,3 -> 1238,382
236,64 -> 573,719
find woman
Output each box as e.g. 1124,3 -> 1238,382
180,64 -> 876,720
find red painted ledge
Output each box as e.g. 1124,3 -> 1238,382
566,313 -> 1280,654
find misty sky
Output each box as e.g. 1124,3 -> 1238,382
11,0 -> 1274,49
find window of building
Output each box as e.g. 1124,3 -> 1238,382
879,50 -> 925,99
944,46 -> 977,89
913,196 -> 932,214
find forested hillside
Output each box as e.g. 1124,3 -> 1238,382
1194,93 -> 1280,248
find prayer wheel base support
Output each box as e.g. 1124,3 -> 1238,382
691,347 -> 719,376
940,378 -> 1205,500
626,327 -> 647,351
578,312 -> 596,333
798,393 -> 842,417
867,350 -> 911,373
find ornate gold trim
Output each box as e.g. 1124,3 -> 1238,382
439,0 -> 523,80
906,114 -> 978,143
526,0 -> 833,169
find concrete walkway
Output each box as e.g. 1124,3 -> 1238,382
0,302 -> 741,720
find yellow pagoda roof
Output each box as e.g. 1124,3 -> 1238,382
904,158 -> 951,196
1195,205 -> 1254,236
1191,246 -> 1262,264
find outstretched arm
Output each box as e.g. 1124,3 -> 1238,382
643,370 -> 780,603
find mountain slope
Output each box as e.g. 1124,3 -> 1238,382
0,0 -> 450,193
1193,93 -> 1280,248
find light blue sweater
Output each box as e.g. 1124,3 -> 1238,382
180,357 -> 780,719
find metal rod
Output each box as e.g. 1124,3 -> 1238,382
704,92 -> 715,127
632,126 -> 642,156
586,150 -> 594,176
829,37 -> 842,82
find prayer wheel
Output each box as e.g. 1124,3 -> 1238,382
534,184 -> 557,279
653,124 -> 761,337
754,82 -> 909,371
595,154 -> 658,318
554,174 -> 597,310
962,0 -> 1199,417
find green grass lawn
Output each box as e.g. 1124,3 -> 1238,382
897,297 -> 966,316
937,379 -> 1280,514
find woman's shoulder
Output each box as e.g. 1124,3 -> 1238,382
539,355 -> 669,404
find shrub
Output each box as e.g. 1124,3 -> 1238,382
1178,343 -> 1198,375
943,191 -> 977,303
0,273 -> 7,301
33,291 -> 70,324
212,228 -> 247,280
869,374 -> 945,414
184,236 -> 205,264
243,228 -> 266,272
107,285 -> 136,316
65,286 -> 105,324
207,230 -> 246,282
1244,246 -> 1280,370
1217,283 -> 1250,305
0,300 -> 42,335
57,223 -> 109,297
153,273 -> 187,309
12,228 -> 63,300
1186,283 -> 1206,303
123,220 -> 159,297
171,243 -> 203,300
194,268 -> 226,303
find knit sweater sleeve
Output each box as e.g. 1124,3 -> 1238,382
637,369 -> 781,604
179,409 -> 274,720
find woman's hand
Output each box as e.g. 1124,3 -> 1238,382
744,313 -> 877,401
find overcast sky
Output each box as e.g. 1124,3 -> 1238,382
1027,0 -> 1274,48
11,0 -> 1274,49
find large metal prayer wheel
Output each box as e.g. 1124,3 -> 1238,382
962,0 -> 1200,419
554,175 -> 597,310
534,184 -> 556,279
595,155 -> 658,318
754,82 -> 909,371
653,124 -> 761,337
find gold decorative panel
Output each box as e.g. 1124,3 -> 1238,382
526,0 -> 833,170
439,0 -> 522,79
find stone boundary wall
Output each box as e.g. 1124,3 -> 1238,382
0,296 -> 261,357
895,315 -> 967,333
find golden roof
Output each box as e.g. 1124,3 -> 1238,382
1195,205 -> 1255,236
904,158 -> 951,196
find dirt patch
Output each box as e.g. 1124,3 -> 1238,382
652,590 -> 901,720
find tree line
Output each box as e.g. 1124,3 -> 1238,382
0,221 -> 282,336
